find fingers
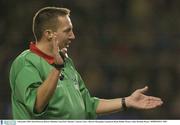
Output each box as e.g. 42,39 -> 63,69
148,96 -> 163,106
148,96 -> 162,101
145,98 -> 163,109
52,35 -> 59,53
51,35 -> 64,64
145,102 -> 161,109
143,96 -> 163,109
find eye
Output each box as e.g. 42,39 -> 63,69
64,28 -> 71,33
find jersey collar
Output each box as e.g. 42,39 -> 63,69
29,42 -> 55,64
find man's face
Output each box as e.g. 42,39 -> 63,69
54,15 -> 75,50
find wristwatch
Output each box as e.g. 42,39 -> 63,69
51,63 -> 64,70
121,97 -> 127,111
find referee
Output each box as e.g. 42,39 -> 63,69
9,7 -> 163,119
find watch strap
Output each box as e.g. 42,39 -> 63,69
51,63 -> 64,70
122,97 -> 127,111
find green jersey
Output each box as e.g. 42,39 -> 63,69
9,45 -> 99,119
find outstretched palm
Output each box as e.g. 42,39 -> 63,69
127,86 -> 163,109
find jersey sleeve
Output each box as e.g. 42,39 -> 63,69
67,57 -> 100,119
77,73 -> 100,119
14,64 -> 47,117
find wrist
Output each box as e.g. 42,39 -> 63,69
51,63 -> 64,80
51,63 -> 64,70
121,97 -> 127,111
125,96 -> 132,108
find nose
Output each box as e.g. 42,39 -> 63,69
69,31 -> 75,40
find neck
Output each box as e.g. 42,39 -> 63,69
35,40 -> 54,57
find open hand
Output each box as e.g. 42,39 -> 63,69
126,86 -> 163,110
52,36 -> 64,65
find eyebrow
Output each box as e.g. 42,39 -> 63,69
64,26 -> 73,32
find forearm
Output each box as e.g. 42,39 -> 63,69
35,68 -> 60,113
96,98 -> 123,114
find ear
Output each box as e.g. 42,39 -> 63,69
44,29 -> 53,41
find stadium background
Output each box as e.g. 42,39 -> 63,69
0,0 -> 180,119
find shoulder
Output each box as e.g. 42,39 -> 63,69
11,50 -> 41,69
10,50 -> 42,82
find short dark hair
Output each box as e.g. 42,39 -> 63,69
32,7 -> 70,41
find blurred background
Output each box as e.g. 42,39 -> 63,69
0,0 -> 180,119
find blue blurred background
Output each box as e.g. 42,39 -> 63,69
0,0 -> 180,119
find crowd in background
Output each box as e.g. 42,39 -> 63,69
0,0 -> 180,119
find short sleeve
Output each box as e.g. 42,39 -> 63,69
15,65 -> 46,117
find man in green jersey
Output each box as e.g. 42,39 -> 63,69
9,7 -> 163,119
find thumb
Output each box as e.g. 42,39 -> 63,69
138,86 -> 148,94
